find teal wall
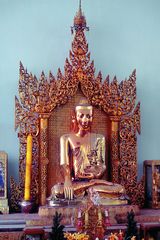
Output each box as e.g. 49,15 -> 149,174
0,0 -> 160,183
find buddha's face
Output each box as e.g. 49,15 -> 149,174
76,106 -> 93,131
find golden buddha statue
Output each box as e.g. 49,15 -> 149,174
50,100 -> 128,205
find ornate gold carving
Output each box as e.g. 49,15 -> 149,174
39,117 -> 49,205
110,118 -> 120,183
11,6 -> 144,210
110,120 -> 119,132
100,70 -> 136,116
119,102 -> 144,206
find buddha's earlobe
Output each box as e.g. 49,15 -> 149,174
71,110 -> 78,133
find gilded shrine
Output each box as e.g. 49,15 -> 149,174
10,1 -> 144,212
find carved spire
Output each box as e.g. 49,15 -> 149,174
79,0 -> 82,14
71,0 -> 89,33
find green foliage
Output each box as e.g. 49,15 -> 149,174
125,209 -> 139,240
49,211 -> 66,240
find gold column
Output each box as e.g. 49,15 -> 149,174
110,116 -> 120,183
39,115 -> 49,205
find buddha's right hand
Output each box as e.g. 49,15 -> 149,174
64,180 -> 74,200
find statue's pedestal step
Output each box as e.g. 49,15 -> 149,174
37,204 -> 139,225
38,205 -> 79,225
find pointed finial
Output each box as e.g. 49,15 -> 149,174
71,0 -> 89,33
79,0 -> 82,13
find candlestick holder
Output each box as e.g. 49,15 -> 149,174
19,199 -> 34,213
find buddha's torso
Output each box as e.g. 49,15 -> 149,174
60,133 -> 105,180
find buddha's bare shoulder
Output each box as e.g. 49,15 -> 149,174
60,133 -> 76,140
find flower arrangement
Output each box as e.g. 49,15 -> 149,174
107,231 -> 123,240
107,232 -> 136,240
64,232 -> 89,240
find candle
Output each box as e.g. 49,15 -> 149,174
78,209 -> 81,218
24,133 -> 33,201
98,208 -> 102,221
105,210 -> 109,217
85,211 -> 89,224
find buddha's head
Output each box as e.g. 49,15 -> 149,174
75,99 -> 93,132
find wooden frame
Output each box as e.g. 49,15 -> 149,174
144,160 -> 160,208
0,151 -> 7,199
0,151 -> 9,213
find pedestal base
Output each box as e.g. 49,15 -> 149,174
38,204 -> 139,225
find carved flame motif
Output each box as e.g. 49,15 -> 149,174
10,6 -> 144,210
101,71 -> 136,116
119,102 -> 144,206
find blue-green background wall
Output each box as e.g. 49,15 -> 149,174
0,0 -> 160,184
